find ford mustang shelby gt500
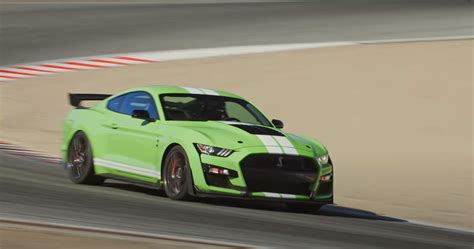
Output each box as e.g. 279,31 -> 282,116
62,86 -> 333,210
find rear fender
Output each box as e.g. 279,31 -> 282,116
61,109 -> 108,161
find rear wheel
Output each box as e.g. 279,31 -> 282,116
163,145 -> 193,200
66,131 -> 104,185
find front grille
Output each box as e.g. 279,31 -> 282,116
240,154 -> 318,196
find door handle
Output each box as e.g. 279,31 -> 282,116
111,123 -> 119,129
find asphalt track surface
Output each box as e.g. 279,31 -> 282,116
1,0 -> 473,65
1,151 -> 473,248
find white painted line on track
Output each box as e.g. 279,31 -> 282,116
130,42 -> 356,62
356,35 -> 474,45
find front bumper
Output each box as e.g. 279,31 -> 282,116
191,146 -> 333,203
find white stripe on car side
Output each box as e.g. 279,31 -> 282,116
262,192 -> 281,198
261,192 -> 297,199
280,193 -> 297,199
94,158 -> 160,178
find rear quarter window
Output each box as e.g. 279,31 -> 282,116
120,92 -> 159,119
107,95 -> 125,112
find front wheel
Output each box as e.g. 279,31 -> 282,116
163,145 -> 193,200
66,131 -> 104,185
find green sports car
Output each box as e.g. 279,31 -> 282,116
62,85 -> 333,210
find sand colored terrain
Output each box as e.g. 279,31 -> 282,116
0,222 -> 235,249
0,40 -> 472,230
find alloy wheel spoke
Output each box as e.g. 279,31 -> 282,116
167,151 -> 186,195
75,165 -> 81,177
68,135 -> 89,179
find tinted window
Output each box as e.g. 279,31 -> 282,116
108,92 -> 158,119
225,102 -> 259,125
160,94 -> 271,126
107,95 -> 125,112
120,92 -> 159,119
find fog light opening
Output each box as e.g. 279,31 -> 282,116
209,167 -> 229,175
320,174 -> 332,182
203,165 -> 237,177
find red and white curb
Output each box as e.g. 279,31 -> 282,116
0,56 -> 155,82
0,42 -> 358,82
2,36 -> 472,82
0,140 -> 61,164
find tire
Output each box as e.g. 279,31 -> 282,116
163,145 -> 193,201
66,131 -> 104,185
286,203 -> 322,213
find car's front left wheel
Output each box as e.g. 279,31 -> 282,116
66,131 -> 104,185
163,145 -> 193,200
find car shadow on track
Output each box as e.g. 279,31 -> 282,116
316,205 -> 407,222
202,198 -> 407,223
102,181 -> 406,223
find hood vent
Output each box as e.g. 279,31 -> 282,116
229,124 -> 284,136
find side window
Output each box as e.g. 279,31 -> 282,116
107,95 -> 125,112
120,92 -> 159,119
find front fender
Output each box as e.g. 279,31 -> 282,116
289,134 -> 328,157
153,125 -> 212,187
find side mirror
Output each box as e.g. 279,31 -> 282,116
132,110 -> 155,122
272,119 -> 284,129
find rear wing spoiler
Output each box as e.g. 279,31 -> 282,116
69,93 -> 111,108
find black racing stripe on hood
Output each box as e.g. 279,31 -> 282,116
229,124 -> 284,136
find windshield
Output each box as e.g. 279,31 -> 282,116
160,94 -> 272,126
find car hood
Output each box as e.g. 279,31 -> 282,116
168,121 -> 321,154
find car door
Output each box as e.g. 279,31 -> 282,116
104,91 -> 162,180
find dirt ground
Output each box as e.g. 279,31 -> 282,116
0,40 -> 472,230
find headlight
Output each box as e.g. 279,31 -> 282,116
316,154 -> 329,165
194,143 -> 233,157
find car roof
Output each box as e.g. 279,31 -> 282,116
120,85 -> 243,99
